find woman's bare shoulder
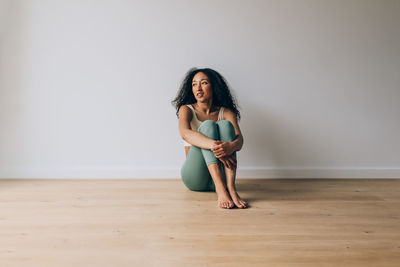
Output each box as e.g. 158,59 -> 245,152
179,104 -> 189,110
222,108 -> 236,119
178,105 -> 193,120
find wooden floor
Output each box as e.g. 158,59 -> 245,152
0,178 -> 399,267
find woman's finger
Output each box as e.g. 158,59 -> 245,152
227,157 -> 236,167
224,159 -> 231,169
230,158 -> 237,168
226,157 -> 233,168
221,159 -> 229,169
220,157 -> 228,168
215,151 -> 225,157
223,159 -> 228,168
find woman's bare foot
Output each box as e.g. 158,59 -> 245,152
216,188 -> 234,209
227,189 -> 248,208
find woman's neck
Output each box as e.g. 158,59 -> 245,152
194,100 -> 214,115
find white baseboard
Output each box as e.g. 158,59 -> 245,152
236,167 -> 400,179
0,166 -> 399,179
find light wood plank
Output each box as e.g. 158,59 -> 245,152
0,178 -> 399,267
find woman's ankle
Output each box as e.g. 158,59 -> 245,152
227,184 -> 236,192
215,185 -> 228,193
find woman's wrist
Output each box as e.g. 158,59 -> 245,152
230,135 -> 243,152
229,141 -> 237,154
209,139 -> 219,150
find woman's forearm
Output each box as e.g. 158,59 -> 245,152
231,135 -> 243,152
182,130 -> 216,150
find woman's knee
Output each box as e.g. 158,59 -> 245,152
198,120 -> 219,139
217,120 -> 236,141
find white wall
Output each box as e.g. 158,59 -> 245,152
1,0 -> 399,178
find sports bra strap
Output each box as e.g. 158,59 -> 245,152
218,107 -> 224,121
187,104 -> 194,111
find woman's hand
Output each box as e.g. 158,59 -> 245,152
219,155 -> 237,170
211,141 -> 235,158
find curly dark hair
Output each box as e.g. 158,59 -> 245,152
171,67 -> 241,120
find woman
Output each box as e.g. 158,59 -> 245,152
172,67 -> 248,209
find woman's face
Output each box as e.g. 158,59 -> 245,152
192,72 -> 212,103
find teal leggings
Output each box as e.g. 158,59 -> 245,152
181,120 -> 237,192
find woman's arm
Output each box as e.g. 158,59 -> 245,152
178,105 -> 218,150
211,109 -> 244,157
223,108 -> 244,152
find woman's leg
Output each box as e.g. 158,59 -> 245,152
198,120 -> 234,209
180,120 -> 226,192
181,145 -> 213,192
217,120 -> 248,208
